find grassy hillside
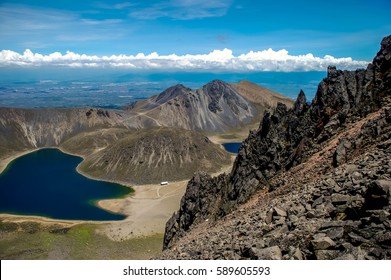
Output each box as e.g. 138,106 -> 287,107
78,127 -> 232,185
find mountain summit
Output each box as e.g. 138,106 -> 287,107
161,35 -> 391,260
128,79 -> 293,132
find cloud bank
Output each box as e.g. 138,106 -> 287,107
0,48 -> 370,72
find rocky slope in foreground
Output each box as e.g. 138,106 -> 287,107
161,35 -> 391,260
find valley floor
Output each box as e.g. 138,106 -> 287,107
0,178 -> 185,259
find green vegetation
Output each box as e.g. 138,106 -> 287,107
60,128 -> 132,157
0,219 -> 163,259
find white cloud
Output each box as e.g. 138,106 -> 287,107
0,48 -> 370,72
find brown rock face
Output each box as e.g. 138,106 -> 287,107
128,79 -> 293,132
162,35 -> 391,260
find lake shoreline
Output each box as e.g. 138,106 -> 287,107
0,148 -> 41,175
0,143 -> 235,241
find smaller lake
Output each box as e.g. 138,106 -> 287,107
222,142 -> 242,154
0,149 -> 131,221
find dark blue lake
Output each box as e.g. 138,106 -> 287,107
0,149 -> 131,221
222,142 -> 242,154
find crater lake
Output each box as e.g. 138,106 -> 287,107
0,149 -> 131,221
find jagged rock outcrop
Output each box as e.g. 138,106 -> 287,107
162,35 -> 391,259
161,135 -> 391,259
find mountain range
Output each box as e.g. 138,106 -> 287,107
0,80 -> 292,184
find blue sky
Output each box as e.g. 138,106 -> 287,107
0,0 -> 390,71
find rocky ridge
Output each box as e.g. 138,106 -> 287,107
161,35 -> 391,259
128,80 -> 293,132
0,107 -> 128,164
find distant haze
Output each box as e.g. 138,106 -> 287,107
0,69 -> 326,108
